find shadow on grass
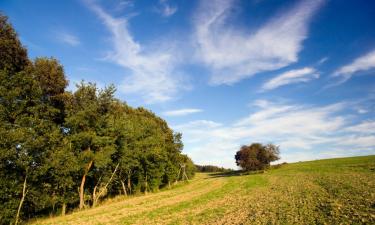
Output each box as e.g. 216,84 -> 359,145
206,170 -> 265,178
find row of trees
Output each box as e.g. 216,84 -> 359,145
0,14 -> 195,224
195,165 -> 233,173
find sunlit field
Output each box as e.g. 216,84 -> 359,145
32,155 -> 375,225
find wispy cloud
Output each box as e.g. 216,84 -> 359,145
57,31 -> 80,46
115,0 -> 134,12
261,67 -> 319,91
332,49 -> 375,84
193,0 -> 324,85
85,0 -> 188,103
163,108 -> 203,116
317,56 -> 329,65
174,99 -> 375,168
174,120 -> 222,132
157,0 -> 178,17
344,120 -> 375,134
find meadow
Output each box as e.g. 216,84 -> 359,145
31,155 -> 375,225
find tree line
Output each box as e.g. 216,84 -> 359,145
0,14 -> 195,224
195,165 -> 233,173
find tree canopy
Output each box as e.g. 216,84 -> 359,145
0,13 -> 195,224
235,143 -> 280,171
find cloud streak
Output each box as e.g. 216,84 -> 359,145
163,108 -> 203,116
262,67 -> 319,91
332,49 -> 375,84
157,0 -> 178,17
193,0 -> 324,85
57,31 -> 80,46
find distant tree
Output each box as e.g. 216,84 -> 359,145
195,165 -> 233,173
235,143 -> 280,171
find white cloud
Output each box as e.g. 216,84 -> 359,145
333,49 -> 375,84
174,100 -> 375,168
116,0 -> 134,12
344,120 -> 375,134
85,1 -> 187,103
193,0 -> 324,85
336,135 -> 375,149
157,0 -> 178,17
174,120 -> 222,130
262,67 -> 319,91
357,108 -> 368,114
57,31 -> 80,46
163,108 -> 203,116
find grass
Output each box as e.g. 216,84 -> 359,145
30,155 -> 375,224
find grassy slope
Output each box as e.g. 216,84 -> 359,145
31,155 -> 375,225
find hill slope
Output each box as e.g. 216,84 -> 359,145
32,156 -> 375,224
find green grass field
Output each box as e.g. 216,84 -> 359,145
31,155 -> 375,225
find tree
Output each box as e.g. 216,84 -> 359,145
0,36 -> 69,222
0,58 -> 68,224
235,143 -> 280,171
64,82 -> 116,209
0,14 -> 29,74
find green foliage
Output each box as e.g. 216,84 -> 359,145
0,12 -> 195,224
195,164 -> 233,173
0,14 -> 29,73
235,143 -> 280,171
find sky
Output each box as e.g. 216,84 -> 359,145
1,0 -> 375,168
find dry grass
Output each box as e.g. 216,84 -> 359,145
31,155 -> 375,225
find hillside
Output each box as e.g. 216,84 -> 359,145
30,155 -> 375,224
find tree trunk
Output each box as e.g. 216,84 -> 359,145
15,175 -> 27,225
79,160 -> 93,210
93,163 -> 119,206
144,174 -> 148,195
92,184 -> 98,207
92,175 -> 102,207
61,187 -> 67,216
176,167 -> 181,183
168,181 -> 171,189
120,180 -> 127,196
51,191 -> 56,217
183,167 -> 189,181
61,202 -> 66,216
127,171 -> 132,194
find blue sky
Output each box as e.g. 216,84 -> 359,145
1,0 -> 375,168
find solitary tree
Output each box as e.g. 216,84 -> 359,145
235,143 -> 280,171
